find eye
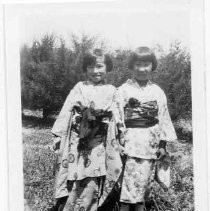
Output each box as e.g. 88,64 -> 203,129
134,63 -> 142,67
95,64 -> 104,68
87,65 -> 94,69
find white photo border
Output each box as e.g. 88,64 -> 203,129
1,0 -> 209,210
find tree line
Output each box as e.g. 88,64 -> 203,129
20,34 -> 191,120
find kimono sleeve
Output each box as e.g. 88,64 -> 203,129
51,82 -> 83,137
112,86 -> 127,133
158,89 -> 177,142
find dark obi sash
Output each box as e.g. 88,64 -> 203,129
124,98 -> 158,128
71,105 -> 112,152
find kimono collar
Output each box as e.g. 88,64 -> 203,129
85,79 -> 107,86
126,78 -> 152,89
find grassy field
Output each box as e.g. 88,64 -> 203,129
23,115 -> 194,211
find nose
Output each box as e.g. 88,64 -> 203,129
93,67 -> 100,74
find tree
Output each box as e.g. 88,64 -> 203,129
107,49 -> 132,86
21,34 -> 59,119
20,44 -> 32,111
69,33 -> 97,82
21,33 -> 98,119
152,41 -> 191,120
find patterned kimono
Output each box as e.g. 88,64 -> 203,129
51,81 -> 123,211
116,79 -> 177,204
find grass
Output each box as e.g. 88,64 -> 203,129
23,115 -> 194,211
23,127 -> 57,211
145,141 -> 194,211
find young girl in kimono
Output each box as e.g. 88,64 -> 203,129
117,47 -> 177,211
51,49 -> 122,211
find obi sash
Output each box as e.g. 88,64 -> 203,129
71,105 -> 112,151
124,98 -> 158,128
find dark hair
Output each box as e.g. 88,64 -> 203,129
82,49 -> 113,72
128,47 -> 157,71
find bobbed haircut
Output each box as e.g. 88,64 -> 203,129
128,47 -> 157,71
82,49 -> 113,72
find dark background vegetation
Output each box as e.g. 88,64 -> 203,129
20,33 -> 191,121
21,33 -> 193,211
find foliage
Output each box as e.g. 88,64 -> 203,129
152,42 -> 191,120
21,36 -> 191,121
106,49 -> 132,86
21,35 -> 62,118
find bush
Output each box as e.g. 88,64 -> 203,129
152,42 -> 191,120
21,36 -> 191,121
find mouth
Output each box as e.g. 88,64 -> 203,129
92,74 -> 101,77
94,75 -> 101,78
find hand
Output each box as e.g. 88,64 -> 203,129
118,145 -> 125,155
119,136 -> 126,147
117,130 -> 126,146
52,137 -> 61,152
156,148 -> 166,160
118,132 -> 126,155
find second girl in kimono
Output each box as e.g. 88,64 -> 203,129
117,47 -> 177,211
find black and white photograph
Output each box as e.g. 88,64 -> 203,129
1,0 -> 209,211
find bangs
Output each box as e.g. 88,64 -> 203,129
82,54 -> 96,72
135,53 -> 153,63
128,47 -> 157,71
86,58 -> 96,67
82,53 -> 113,72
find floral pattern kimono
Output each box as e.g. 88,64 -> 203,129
51,81 -> 123,211
116,79 -> 177,203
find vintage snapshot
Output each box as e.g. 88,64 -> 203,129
3,0 -> 209,210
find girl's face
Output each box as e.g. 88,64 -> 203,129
133,60 -> 153,81
86,62 -> 107,84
